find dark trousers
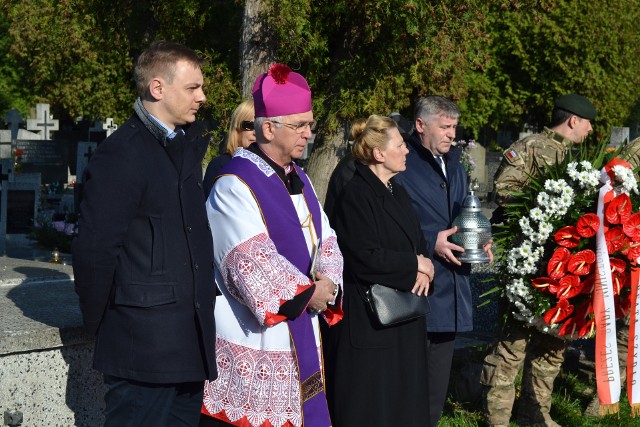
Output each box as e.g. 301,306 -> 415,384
426,332 -> 456,427
103,375 -> 204,427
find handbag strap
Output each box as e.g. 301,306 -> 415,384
347,270 -> 372,305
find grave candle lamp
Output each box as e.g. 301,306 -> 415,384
450,179 -> 492,264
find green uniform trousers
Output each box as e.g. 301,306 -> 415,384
481,319 -> 565,426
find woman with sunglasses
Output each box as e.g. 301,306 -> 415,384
203,98 -> 255,197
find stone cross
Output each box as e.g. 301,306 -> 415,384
76,141 -> 97,183
103,118 -> 118,137
87,120 -> 103,141
3,109 -> 23,141
26,103 -> 59,140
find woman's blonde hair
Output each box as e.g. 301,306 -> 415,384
351,115 -> 398,164
226,99 -> 255,155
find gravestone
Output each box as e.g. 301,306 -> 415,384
610,127 -> 630,149
0,158 -> 14,253
4,109 -> 23,141
485,151 -> 504,199
2,110 -> 23,159
88,120 -> 105,142
75,142 -> 97,184
0,159 -> 40,246
468,143 -> 487,196
15,140 -> 69,184
26,104 -> 59,141
7,189 -> 37,233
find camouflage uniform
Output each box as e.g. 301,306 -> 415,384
493,127 -> 574,204
620,136 -> 640,171
481,128 -> 574,427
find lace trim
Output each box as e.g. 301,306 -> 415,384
235,149 -> 275,177
315,236 -> 343,286
220,233 -> 310,323
203,338 -> 302,427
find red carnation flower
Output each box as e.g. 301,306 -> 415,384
576,213 -> 600,238
547,247 -> 571,279
531,277 -> 559,294
605,193 -> 632,225
554,226 -> 580,248
269,64 -> 292,84
555,274 -> 584,299
543,298 -> 574,325
605,227 -> 628,254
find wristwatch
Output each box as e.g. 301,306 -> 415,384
328,283 -> 339,305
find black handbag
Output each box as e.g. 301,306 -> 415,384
363,283 -> 430,326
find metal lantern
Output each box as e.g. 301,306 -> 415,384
450,179 -> 492,264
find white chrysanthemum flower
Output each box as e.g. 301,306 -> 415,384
519,217 -> 534,236
561,186 -> 574,197
529,207 -> 544,221
612,165 -> 639,194
537,192 -> 550,206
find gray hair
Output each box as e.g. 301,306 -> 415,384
414,96 -> 460,123
254,116 -> 283,138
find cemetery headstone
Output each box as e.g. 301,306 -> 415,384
15,140 -> 69,184
75,142 -> 97,183
4,109 -> 22,141
610,126 -> 630,149
26,103 -> 59,141
88,120 -> 105,142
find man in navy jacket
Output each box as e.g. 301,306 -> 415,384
72,41 -> 217,426
395,95 -> 492,426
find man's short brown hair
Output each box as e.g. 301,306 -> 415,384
133,40 -> 203,97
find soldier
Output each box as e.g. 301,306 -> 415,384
481,93 -> 597,427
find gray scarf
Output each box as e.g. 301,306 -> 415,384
134,97 -> 169,145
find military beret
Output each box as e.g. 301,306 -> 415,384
554,93 -> 597,120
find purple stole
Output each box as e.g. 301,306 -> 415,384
221,153 -> 330,427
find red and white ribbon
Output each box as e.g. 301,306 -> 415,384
594,170 -> 621,415
629,266 -> 640,416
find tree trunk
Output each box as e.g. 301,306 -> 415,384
306,120 -> 350,205
240,0 -> 276,98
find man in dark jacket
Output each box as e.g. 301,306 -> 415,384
72,41 -> 217,427
395,95 -> 492,426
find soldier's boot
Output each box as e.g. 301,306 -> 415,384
585,321 -> 629,417
515,343 -> 564,427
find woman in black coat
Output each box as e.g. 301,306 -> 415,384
324,115 -> 434,427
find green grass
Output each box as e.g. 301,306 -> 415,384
437,344 -> 640,426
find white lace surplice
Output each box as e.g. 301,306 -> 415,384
203,165 -> 343,427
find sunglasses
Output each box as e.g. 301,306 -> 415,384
240,121 -> 254,131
